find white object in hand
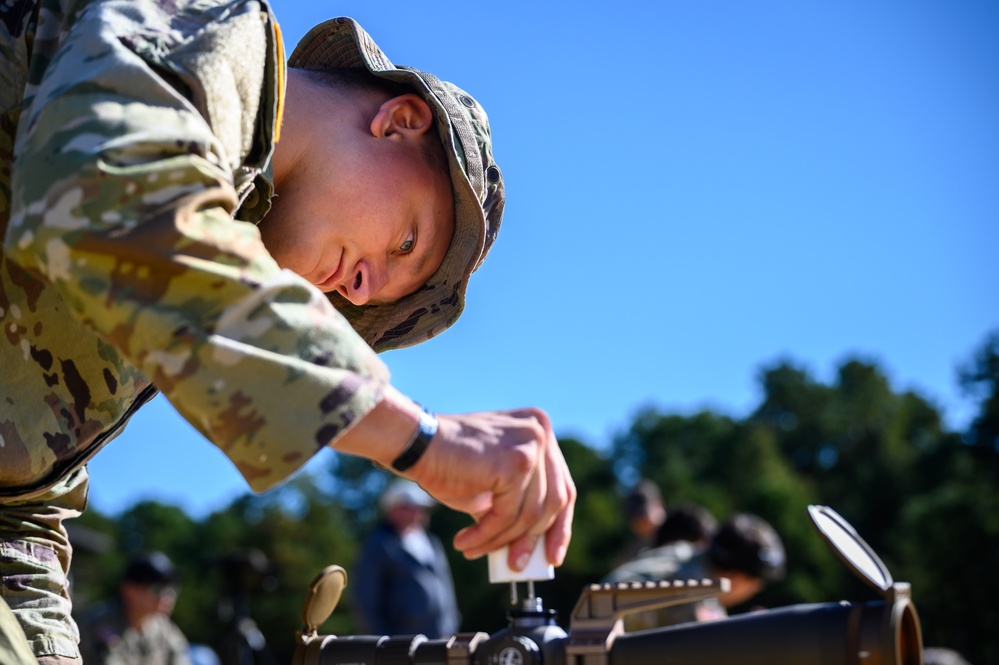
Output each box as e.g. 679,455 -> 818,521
487,538 -> 555,583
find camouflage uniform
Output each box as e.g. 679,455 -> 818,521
0,576 -> 37,664
78,600 -> 191,665
0,0 -> 503,661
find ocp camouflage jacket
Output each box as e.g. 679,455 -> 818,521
1,0 -> 392,500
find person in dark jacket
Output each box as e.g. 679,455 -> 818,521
350,479 -> 460,638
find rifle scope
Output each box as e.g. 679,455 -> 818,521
293,506 -> 923,665
293,588 -> 920,665
609,594 -> 921,665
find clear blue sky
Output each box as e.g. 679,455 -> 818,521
87,1 -> 999,518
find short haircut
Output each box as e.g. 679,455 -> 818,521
707,513 -> 786,582
655,502 -> 718,547
294,67 -> 450,179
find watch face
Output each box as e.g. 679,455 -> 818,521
497,646 -> 524,665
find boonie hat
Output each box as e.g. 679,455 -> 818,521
289,18 -> 505,353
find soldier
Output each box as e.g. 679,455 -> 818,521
0,2 -> 576,663
78,552 -> 191,665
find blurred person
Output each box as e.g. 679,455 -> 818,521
604,512 -> 786,630
78,552 -> 191,665
612,479 -> 666,567
350,479 -> 460,638
655,502 -> 718,549
605,502 -> 717,588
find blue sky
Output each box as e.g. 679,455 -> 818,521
87,1 -> 998,517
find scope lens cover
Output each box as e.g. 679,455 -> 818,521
302,565 -> 348,635
808,505 -> 893,596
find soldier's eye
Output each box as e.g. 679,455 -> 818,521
399,231 -> 415,253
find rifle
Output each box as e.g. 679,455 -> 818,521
292,506 -> 922,665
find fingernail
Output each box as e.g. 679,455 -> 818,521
515,552 -> 530,571
555,545 -> 567,565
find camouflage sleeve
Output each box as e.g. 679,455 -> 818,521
4,1 -> 389,492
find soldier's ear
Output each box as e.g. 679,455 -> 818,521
369,94 -> 434,142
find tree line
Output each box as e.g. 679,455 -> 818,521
71,331 -> 999,664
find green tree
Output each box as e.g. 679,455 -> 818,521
959,330 -> 999,451
189,476 -> 361,661
893,330 -> 999,663
612,408 -> 740,516
897,444 -> 999,663
750,358 -> 938,558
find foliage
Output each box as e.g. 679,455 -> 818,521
70,331 -> 999,665
958,330 -> 999,451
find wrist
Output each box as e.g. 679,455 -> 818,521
390,406 -> 438,472
329,386 -> 432,471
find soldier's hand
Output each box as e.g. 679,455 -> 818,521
407,409 -> 576,570
330,387 -> 575,570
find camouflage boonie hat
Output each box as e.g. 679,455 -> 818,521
289,17 -> 505,353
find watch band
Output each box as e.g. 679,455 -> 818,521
390,407 -> 439,472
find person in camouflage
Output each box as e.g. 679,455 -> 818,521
78,552 -> 191,665
0,1 -> 576,662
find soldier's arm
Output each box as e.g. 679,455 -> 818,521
5,2 -> 575,564
6,2 -> 387,493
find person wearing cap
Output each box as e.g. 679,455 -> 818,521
78,552 -> 192,665
603,512 -> 786,630
0,1 -> 575,663
349,479 -> 460,638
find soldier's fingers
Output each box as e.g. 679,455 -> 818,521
456,461 -> 544,561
